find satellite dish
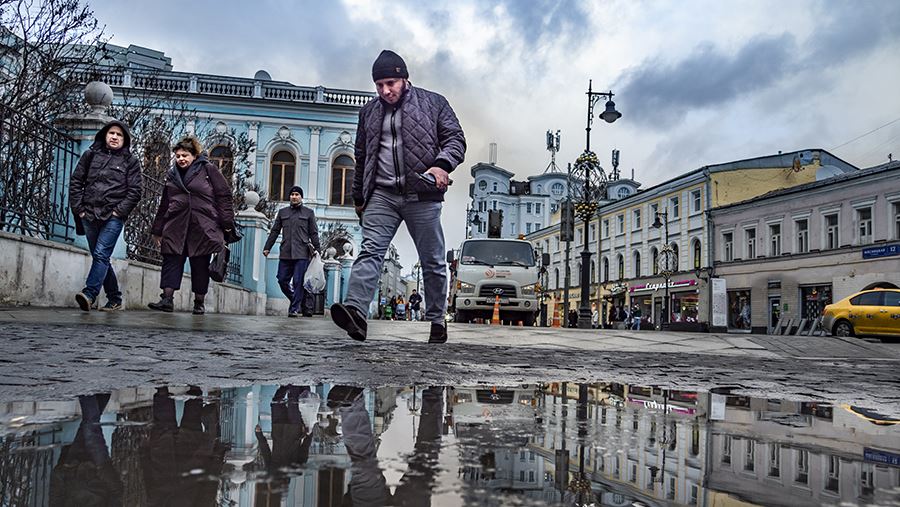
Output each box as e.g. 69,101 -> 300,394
816,165 -> 844,181
254,70 -> 272,81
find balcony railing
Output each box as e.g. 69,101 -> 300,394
71,67 -> 373,107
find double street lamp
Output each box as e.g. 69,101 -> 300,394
652,210 -> 676,329
574,81 -> 620,329
465,205 -> 482,238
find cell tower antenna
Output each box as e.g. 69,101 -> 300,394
543,129 -> 561,173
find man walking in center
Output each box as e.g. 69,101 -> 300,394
264,186 -> 321,317
330,49 -> 466,343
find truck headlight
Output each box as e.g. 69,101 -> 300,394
521,284 -> 536,295
458,281 -> 475,293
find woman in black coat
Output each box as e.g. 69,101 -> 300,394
148,137 -> 235,314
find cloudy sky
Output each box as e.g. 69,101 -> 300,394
90,0 -> 900,272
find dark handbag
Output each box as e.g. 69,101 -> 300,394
224,227 -> 243,244
209,246 -> 230,283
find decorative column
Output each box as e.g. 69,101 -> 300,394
234,191 -> 271,312
339,243 -> 354,303
323,247 -> 342,310
307,126 -> 321,203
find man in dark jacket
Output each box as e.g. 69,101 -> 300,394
408,289 -> 423,321
263,186 -> 321,317
69,120 -> 142,311
330,50 -> 466,344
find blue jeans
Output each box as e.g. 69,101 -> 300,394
345,189 -> 446,324
81,217 -> 124,302
277,258 -> 310,313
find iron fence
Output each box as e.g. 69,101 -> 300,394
124,173 -> 165,265
226,225 -> 244,285
0,103 -> 80,242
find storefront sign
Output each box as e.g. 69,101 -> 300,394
863,243 -> 900,259
608,283 -> 628,295
629,279 -> 697,293
627,397 -> 696,415
711,278 -> 727,328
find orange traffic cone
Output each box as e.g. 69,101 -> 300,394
491,295 -> 501,325
552,304 -> 561,328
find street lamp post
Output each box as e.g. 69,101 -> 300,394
414,261 -> 421,293
653,210 -> 674,329
574,81 -> 620,329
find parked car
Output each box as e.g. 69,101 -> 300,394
822,288 -> 900,338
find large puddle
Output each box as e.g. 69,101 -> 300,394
1,383 -> 898,506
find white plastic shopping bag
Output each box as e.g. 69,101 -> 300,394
304,251 -> 326,293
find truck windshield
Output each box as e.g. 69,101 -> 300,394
460,241 -> 535,267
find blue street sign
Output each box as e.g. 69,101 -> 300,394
864,447 -> 900,467
862,243 -> 900,259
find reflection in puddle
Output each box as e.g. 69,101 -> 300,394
1,383 -> 898,506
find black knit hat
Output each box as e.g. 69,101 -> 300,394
372,50 -> 409,82
290,186 -> 303,197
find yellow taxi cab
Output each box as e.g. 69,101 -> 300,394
822,288 -> 900,338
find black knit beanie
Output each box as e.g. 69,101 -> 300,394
290,186 -> 303,197
372,50 -> 409,81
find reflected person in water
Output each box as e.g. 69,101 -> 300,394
49,393 -> 123,507
140,386 -> 227,506
331,385 -> 444,506
248,385 -> 316,504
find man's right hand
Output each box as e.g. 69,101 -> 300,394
152,235 -> 161,247
263,250 -> 269,257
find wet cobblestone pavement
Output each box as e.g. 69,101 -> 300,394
0,308 -> 898,419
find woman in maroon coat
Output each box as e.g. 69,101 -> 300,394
148,137 -> 235,314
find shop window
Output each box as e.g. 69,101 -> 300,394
723,232 -> 734,261
331,154 -> 355,206
633,251 -> 641,278
728,290 -> 751,330
269,150 -> 296,202
671,292 -> 699,323
824,213 -> 839,249
857,207 -> 873,244
795,219 -> 809,253
801,285 -> 832,319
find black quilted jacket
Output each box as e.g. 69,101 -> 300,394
353,84 -> 466,208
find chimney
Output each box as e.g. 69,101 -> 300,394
489,143 -> 498,165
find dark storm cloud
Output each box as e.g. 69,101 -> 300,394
493,0 -> 593,47
617,1 -> 900,131
617,34 -> 797,129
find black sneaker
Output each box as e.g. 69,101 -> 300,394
75,292 -> 93,312
428,323 -> 447,344
330,303 -> 367,341
302,311 -> 313,318
326,385 -> 364,409
192,299 -> 205,315
99,301 -> 123,312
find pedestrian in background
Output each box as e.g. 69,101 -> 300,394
632,304 -> 642,330
408,289 -> 422,321
330,49 -> 466,344
396,295 -> 406,321
263,186 -> 321,318
69,120 -> 142,312
148,137 -> 235,315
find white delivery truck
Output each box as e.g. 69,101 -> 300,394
447,238 -> 547,325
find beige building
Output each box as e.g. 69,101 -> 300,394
710,161 -> 900,334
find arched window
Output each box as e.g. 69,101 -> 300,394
692,239 -> 702,269
617,254 -> 624,280
270,151 -> 296,201
331,154 -> 355,206
651,247 -> 659,275
671,243 -> 679,272
209,145 -> 234,184
633,251 -> 641,278
602,257 -> 609,282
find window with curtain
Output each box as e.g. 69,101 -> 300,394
270,151 -> 296,202
331,154 -> 355,206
